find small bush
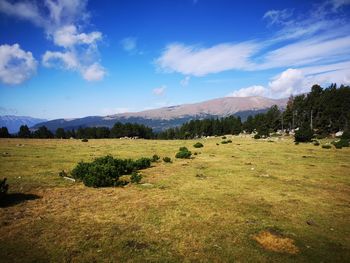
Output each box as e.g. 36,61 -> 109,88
179,146 -> 189,152
176,150 -> 192,159
313,141 -> 320,146
151,154 -> 160,162
254,134 -> 261,139
322,144 -> 332,149
163,157 -> 172,163
294,125 -> 313,142
71,155 -> 152,187
216,143 -> 219,146
81,138 -> 88,142
130,172 -> 142,184
221,140 -> 228,144
222,136 -> 227,139
193,142 -> 204,148
175,147 -> 192,159
333,139 -> 349,149
0,178 -> 9,200
227,139 -> 232,143
342,130 -> 350,140
194,152 -> 198,155
134,158 -> 152,170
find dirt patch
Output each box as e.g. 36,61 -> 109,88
253,230 -> 299,254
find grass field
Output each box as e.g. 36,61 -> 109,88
0,136 -> 349,262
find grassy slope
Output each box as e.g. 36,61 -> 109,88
0,137 -> 349,262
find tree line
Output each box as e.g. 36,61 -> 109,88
0,122 -> 153,139
1,84 -> 349,139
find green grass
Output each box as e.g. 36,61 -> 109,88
0,136 -> 349,262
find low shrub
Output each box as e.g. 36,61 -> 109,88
163,156 -> 172,163
81,138 -> 88,142
193,142 -> 204,148
313,141 -> 320,146
254,134 -> 261,139
322,144 -> 332,149
222,136 -> 227,139
71,155 -> 152,187
333,139 -> 349,149
342,130 -> 350,140
226,139 -> 232,143
134,157 -> 152,170
194,152 -> 198,155
179,147 -> 189,152
175,147 -> 192,159
151,154 -> 160,162
221,140 -> 228,144
0,178 -> 9,200
294,125 -> 313,142
130,172 -> 142,184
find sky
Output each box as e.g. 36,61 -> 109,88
0,0 -> 350,119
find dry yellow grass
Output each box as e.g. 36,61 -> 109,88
0,136 -> 349,262
253,231 -> 299,254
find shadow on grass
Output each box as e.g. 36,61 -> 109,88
0,193 -> 41,208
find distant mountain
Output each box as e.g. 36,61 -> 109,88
33,96 -> 288,132
0,115 -> 47,133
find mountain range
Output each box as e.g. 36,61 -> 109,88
30,96 -> 288,132
0,115 -> 47,133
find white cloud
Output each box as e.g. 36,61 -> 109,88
0,44 -> 37,85
81,63 -> 106,81
263,9 -> 293,26
53,25 -> 101,48
258,36 -> 350,69
153,85 -> 166,96
0,0 -> 105,82
180,76 -> 190,87
121,37 -> 137,52
156,42 -> 258,76
42,50 -> 78,69
268,68 -> 306,97
227,85 -> 268,97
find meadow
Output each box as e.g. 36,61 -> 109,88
0,136 -> 349,262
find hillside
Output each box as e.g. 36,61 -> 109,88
32,96 -> 287,131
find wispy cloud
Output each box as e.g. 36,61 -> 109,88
156,42 -> 258,76
227,85 -> 267,97
0,44 -> 37,85
121,37 -> 137,52
180,76 -> 190,87
0,0 -> 106,82
153,85 -> 166,96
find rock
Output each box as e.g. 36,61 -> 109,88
306,220 -> 316,226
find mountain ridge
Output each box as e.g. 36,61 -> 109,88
30,96 -> 287,132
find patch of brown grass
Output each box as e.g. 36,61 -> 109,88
253,230 -> 299,254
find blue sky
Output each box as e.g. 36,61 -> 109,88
0,0 -> 350,119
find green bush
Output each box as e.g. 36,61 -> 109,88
322,144 -> 332,149
0,178 -> 9,200
227,139 -> 232,143
221,140 -> 228,144
294,125 -> 313,142
342,130 -> 350,140
333,139 -> 349,149
130,172 -> 142,184
193,142 -> 204,148
254,134 -> 261,139
134,158 -> 152,170
71,155 -> 152,187
222,136 -> 227,139
151,154 -> 160,162
175,147 -> 192,159
163,157 -> 172,163
179,146 -> 189,152
81,138 -> 88,142
313,141 -> 320,146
